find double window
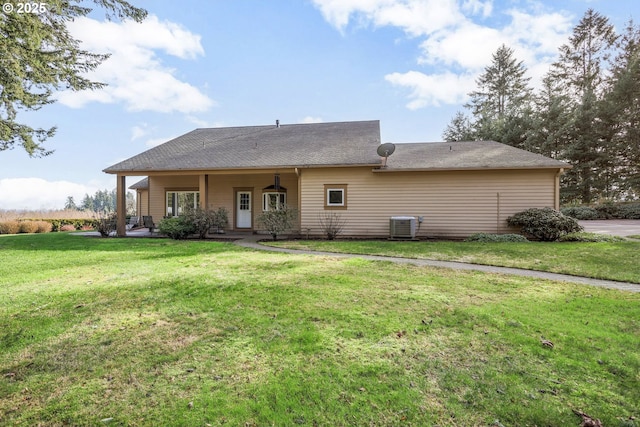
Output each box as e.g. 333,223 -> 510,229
166,191 -> 199,216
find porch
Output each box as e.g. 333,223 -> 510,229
115,170 -> 300,237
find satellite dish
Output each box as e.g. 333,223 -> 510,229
377,142 -> 396,157
377,143 -> 396,167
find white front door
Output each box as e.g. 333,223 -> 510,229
236,191 -> 252,228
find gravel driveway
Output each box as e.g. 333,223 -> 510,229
579,220 -> 640,237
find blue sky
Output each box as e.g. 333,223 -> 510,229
1,0 -> 637,210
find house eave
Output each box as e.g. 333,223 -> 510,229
104,162 -> 382,175
372,165 -> 572,173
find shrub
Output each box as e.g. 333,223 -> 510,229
94,212 -> 117,237
60,224 -> 77,232
465,233 -> 528,242
594,202 -> 620,219
158,216 -> 196,240
618,203 -> 640,219
0,221 -> 21,234
317,212 -> 347,240
183,207 -> 229,238
184,208 -> 215,239
19,221 -> 39,234
211,207 -> 229,233
561,206 -> 599,220
35,221 -> 53,233
257,205 -> 298,241
558,232 -> 626,242
507,207 -> 583,241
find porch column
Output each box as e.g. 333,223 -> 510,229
116,175 -> 127,237
199,174 -> 209,210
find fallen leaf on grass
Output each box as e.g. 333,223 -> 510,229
572,409 -> 603,427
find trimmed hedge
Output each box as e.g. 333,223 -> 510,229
560,206 -> 599,220
465,233 -> 529,242
507,207 -> 583,241
562,202 -> 640,220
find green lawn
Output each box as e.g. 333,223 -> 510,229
267,239 -> 640,284
1,233 -> 638,426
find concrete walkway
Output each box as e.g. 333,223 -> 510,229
235,236 -> 640,293
579,219 -> 640,237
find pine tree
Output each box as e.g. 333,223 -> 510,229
547,9 -> 618,203
64,196 -> 78,210
602,20 -> 640,199
527,76 -> 573,159
0,1 -> 146,157
465,44 -> 533,146
442,111 -> 475,142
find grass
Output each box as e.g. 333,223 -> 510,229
1,233 -> 639,426
266,239 -> 640,284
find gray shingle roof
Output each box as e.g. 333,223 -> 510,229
382,141 -> 570,170
104,120 -> 382,173
129,177 -> 148,189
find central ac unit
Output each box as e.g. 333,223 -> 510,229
390,216 -> 416,239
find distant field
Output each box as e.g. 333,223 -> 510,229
0,209 -> 96,220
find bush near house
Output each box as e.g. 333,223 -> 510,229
507,207 -> 583,241
257,205 -> 298,241
158,216 -> 196,240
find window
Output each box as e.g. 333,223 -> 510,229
324,184 -> 347,210
262,192 -> 286,211
166,191 -> 199,216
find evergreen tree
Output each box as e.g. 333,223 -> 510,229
547,9 -> 618,203
526,75 -> 573,159
465,44 -> 533,147
0,0 -> 146,157
442,111 -> 475,142
64,196 -> 78,210
602,20 -> 640,199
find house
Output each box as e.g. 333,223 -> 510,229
105,120 -> 570,238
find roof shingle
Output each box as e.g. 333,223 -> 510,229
104,120 -> 382,173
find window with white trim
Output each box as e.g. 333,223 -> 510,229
166,191 -> 199,216
262,192 -> 286,211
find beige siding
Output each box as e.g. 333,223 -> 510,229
136,189 -> 149,216
147,173 -> 299,231
300,167 -> 558,238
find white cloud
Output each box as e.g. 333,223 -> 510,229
57,15 -> 214,114
131,123 -> 150,141
313,0 -> 574,108
300,116 -> 324,123
0,178 -> 106,210
385,70 -> 475,108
